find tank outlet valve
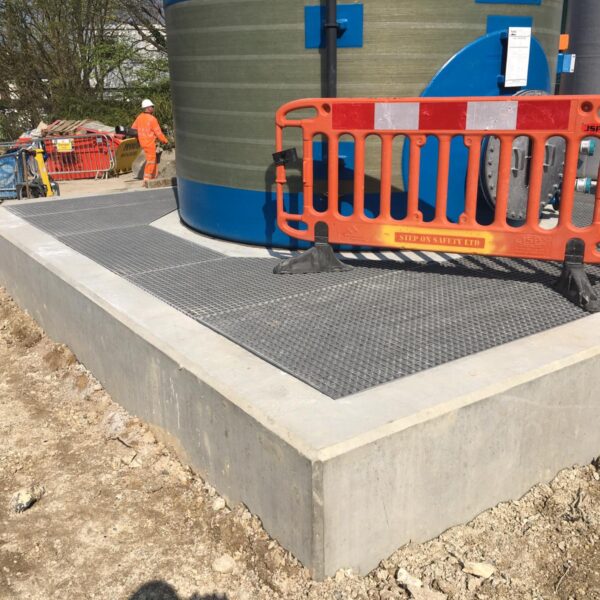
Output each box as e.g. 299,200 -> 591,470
580,139 -> 596,156
575,177 -> 597,194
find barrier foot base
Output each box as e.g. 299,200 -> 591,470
555,239 -> 600,312
274,223 -> 352,275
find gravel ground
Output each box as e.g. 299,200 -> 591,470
0,286 -> 599,600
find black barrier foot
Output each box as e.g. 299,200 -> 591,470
555,239 -> 600,312
273,222 -> 352,274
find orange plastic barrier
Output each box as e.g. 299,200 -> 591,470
275,96 -> 600,264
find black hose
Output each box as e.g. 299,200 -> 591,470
325,0 -> 338,97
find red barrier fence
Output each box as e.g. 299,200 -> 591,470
43,134 -> 116,181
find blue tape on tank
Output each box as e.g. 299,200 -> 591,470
487,15 -> 533,33
305,4 -> 364,49
476,0 -> 541,5
557,53 -> 576,74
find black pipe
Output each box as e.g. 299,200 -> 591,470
325,0 -> 338,97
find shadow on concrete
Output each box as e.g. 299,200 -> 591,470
171,180 -> 180,210
343,252 -> 600,292
128,580 -> 229,600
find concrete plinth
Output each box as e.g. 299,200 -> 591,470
0,200 -> 598,579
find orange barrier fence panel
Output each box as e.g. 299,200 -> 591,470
274,95 -> 600,265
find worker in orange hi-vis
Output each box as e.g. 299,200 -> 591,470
132,99 -> 168,186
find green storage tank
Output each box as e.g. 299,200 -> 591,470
164,0 -> 564,246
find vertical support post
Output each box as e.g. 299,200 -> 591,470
303,135 -> 315,212
525,136 -> 545,227
463,135 -> 482,225
493,135 -> 513,226
435,134 -> 451,223
354,134 -> 365,217
380,134 -> 393,220
593,160 -> 600,225
21,152 -> 31,198
325,0 -> 338,98
407,135 -> 423,222
274,0 -> 349,275
327,133 -> 340,216
558,137 -> 580,228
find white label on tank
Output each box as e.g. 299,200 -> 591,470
505,27 -> 532,88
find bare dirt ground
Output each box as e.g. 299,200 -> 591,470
56,149 -> 176,198
0,286 -> 599,600
57,174 -> 142,198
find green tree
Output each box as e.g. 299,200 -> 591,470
121,0 -> 166,53
0,0 -> 172,140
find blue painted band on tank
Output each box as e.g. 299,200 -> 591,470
401,29 -> 551,223
177,177 -> 397,249
178,177 -> 311,248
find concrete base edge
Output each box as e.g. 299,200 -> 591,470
0,221 -> 319,574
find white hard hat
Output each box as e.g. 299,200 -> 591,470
141,99 -> 154,109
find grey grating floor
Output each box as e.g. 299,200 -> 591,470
6,189 -> 600,399
63,227 -> 223,277
572,194 -> 595,228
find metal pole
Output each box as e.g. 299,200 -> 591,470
561,0 -> 600,94
22,152 -> 31,198
325,0 -> 338,97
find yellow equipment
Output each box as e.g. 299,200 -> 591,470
32,148 -> 54,198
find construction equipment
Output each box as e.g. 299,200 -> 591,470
18,120 -> 141,180
0,146 -> 59,201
